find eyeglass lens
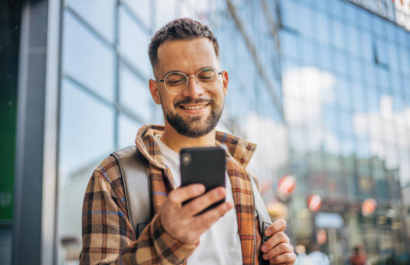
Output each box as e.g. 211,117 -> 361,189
164,68 -> 219,94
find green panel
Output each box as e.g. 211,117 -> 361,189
0,0 -> 21,222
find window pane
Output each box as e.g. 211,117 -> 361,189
335,51 -> 347,75
387,42 -> 400,71
347,25 -> 360,56
59,80 -> 115,180
58,80 -> 115,260
331,19 -> 346,51
65,0 -> 115,42
301,39 -> 315,64
298,5 -> 313,39
352,83 -> 366,112
63,13 -> 115,101
315,11 -> 330,45
346,3 -> 358,25
122,0 -> 151,28
155,0 -> 177,31
119,65 -> 152,122
281,0 -> 299,31
119,114 -> 142,149
119,7 -> 152,78
330,0 -> 344,19
280,31 -> 298,59
375,38 -> 388,66
361,32 -> 372,62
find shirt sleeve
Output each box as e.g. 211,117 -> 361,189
80,165 -> 197,265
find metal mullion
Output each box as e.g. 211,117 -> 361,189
65,4 -> 116,51
53,0 -> 65,263
114,0 -> 120,150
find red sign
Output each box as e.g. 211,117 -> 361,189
308,195 -> 322,212
277,175 -> 296,197
362,199 -> 377,216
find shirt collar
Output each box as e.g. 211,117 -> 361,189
135,124 -> 257,170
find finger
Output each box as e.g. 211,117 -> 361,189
261,232 -> 290,253
188,201 -> 233,233
180,187 -> 227,217
166,184 -> 206,208
268,252 -> 296,264
262,243 -> 293,260
265,219 -> 286,237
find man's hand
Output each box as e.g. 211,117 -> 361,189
260,219 -> 296,264
160,184 -> 233,245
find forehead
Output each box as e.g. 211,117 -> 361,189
156,38 -> 219,75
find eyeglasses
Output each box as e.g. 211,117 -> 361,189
158,67 -> 223,95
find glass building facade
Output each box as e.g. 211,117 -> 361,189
280,1 -> 410,264
1,0 -> 410,264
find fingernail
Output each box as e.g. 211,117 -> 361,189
266,229 -> 272,236
197,185 -> 205,193
262,245 -> 267,252
263,254 -> 268,260
217,188 -> 224,196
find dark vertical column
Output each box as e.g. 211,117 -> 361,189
12,1 -> 49,265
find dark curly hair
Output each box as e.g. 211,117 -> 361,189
148,18 -> 219,69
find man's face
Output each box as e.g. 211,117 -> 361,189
149,38 -> 229,138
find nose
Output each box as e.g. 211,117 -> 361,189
182,75 -> 204,98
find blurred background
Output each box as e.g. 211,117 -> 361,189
1,0 -> 410,264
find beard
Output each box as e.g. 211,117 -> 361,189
162,97 -> 224,138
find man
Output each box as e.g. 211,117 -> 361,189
80,18 -> 296,265
349,244 -> 368,265
295,245 -> 312,265
308,244 -> 330,265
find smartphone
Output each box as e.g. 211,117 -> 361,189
180,146 -> 226,215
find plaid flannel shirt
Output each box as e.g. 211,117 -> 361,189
80,124 -> 262,265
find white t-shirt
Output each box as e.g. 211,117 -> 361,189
156,138 -> 243,265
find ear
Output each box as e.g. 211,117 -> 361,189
221,70 -> 229,97
149,79 -> 161,105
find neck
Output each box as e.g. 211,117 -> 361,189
160,123 -> 216,153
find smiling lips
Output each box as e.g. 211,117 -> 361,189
180,104 -> 208,110
178,103 -> 210,114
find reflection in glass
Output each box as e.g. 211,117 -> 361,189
119,7 -> 151,78
58,80 -> 115,263
280,0 -> 299,31
63,13 -> 115,102
65,0 -> 115,42
119,64 -> 152,122
59,80 -> 115,182
315,11 -> 330,45
119,114 -> 142,149
155,0 -> 176,32
298,5 -> 313,39
122,0 -> 151,28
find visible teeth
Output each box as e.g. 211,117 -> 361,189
182,105 -> 206,110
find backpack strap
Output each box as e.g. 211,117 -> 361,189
249,174 -> 271,231
249,174 -> 271,265
111,145 -> 151,238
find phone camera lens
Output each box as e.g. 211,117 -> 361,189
182,153 -> 192,165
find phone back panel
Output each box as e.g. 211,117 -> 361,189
180,147 -> 226,213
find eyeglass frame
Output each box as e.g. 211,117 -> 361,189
157,67 -> 224,95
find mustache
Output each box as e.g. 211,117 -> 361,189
175,97 -> 213,106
